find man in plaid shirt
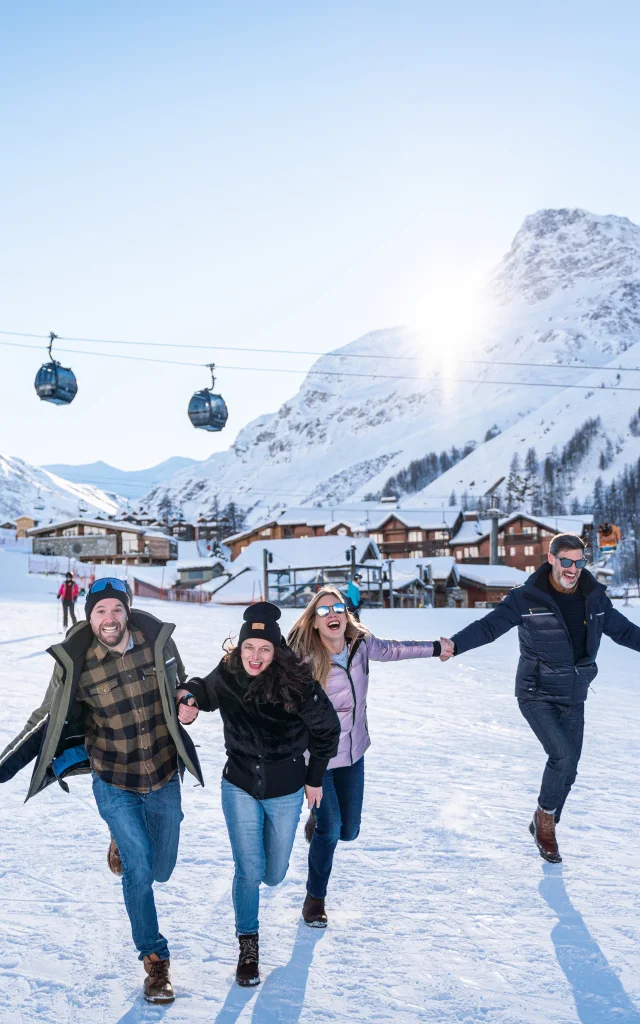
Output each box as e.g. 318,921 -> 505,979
0,578 -> 202,1004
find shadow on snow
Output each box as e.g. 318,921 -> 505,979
540,863 -> 640,1024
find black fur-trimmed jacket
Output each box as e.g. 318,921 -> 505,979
187,659 -> 340,799
451,563 -> 640,705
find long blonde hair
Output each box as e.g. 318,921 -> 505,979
287,586 -> 368,688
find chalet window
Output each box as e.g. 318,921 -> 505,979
409,549 -> 422,558
370,532 -> 384,544
408,530 -> 423,542
522,526 -> 536,535
433,530 -> 448,540
455,549 -> 462,559
282,526 -> 293,538
470,546 -> 479,557
62,527 -> 79,537
260,528 -> 272,537
526,565 -> 535,574
509,547 -> 516,557
435,547 -> 449,556
507,526 -> 516,535
498,545 -> 506,557
523,545 -> 535,556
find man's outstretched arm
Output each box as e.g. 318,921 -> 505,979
603,597 -> 640,653
442,591 -> 522,659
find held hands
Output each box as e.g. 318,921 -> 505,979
439,637 -> 455,662
175,688 -> 199,725
305,785 -> 323,809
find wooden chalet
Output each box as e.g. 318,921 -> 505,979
27,518 -> 178,565
449,511 -> 594,573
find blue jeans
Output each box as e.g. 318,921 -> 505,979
92,771 -> 183,960
221,778 -> 304,936
307,756 -> 365,900
518,700 -> 585,821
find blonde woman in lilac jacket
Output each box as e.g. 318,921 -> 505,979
288,586 -> 440,928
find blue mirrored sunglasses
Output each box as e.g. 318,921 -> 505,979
316,602 -> 346,617
557,557 -> 587,569
89,577 -> 128,594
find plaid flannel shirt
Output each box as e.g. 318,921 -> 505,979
76,627 -> 178,791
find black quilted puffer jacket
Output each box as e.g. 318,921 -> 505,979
451,563 -> 640,705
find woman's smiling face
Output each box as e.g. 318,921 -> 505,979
240,639 -> 275,676
314,602 -> 347,644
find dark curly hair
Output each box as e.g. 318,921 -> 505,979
224,642 -> 315,712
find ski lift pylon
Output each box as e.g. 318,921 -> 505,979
34,332 -> 78,405
188,363 -> 228,432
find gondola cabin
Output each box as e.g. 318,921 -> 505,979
188,364 -> 228,431
34,361 -> 78,405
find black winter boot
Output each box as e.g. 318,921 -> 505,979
236,933 -> 260,987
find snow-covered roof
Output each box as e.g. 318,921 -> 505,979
449,510 -> 594,546
230,535 -> 380,571
422,555 -> 457,580
175,558 -> 225,571
455,564 -> 530,588
368,509 -> 462,531
448,520 -> 485,545
27,517 -> 149,536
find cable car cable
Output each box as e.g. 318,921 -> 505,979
1,339 -> 639,392
0,328 -> 638,374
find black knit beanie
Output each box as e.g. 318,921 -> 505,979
238,602 -> 282,648
85,581 -> 131,621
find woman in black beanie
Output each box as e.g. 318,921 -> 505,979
183,602 -> 340,987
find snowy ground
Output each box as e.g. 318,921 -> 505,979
1,572 -> 640,1022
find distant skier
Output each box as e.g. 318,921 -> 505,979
598,522 -> 621,553
345,573 -> 363,621
0,579 -> 202,1004
288,588 -> 440,928
439,533 -> 640,864
57,572 -> 79,629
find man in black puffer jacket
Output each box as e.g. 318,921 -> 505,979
440,533 -> 640,863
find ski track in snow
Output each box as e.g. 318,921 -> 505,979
1,597 -> 640,1023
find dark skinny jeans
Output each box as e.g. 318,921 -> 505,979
518,699 -> 585,821
307,755 -> 365,900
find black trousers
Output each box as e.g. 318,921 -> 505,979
62,599 -> 77,628
518,699 -> 584,821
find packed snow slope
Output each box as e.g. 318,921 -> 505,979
1,594 -> 640,1023
142,208 -> 640,521
0,453 -> 121,521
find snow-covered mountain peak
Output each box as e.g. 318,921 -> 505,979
489,207 -> 640,307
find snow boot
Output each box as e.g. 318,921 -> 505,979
236,934 -> 260,987
302,893 -> 328,929
143,954 -> 174,1004
529,807 -> 562,864
304,809 -> 316,844
107,836 -> 122,875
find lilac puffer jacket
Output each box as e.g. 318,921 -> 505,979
325,634 -> 436,769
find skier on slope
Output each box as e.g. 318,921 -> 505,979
439,533 -> 640,864
0,579 -> 202,1004
345,573 -> 363,621
57,571 -> 79,629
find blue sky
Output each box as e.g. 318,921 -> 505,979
2,1 -> 640,471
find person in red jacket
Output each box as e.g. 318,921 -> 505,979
57,572 -> 79,628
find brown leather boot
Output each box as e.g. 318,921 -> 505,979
529,807 -> 562,864
236,933 -> 260,987
304,810 -> 316,844
107,837 -> 122,875
302,893 -> 328,928
143,953 -> 175,1003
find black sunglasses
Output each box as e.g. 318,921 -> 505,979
557,557 -> 587,569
